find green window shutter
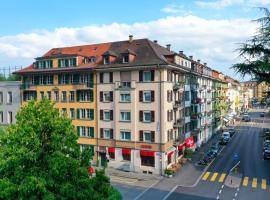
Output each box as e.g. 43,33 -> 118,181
74,74 -> 79,84
90,90 -> 93,102
66,74 -> 69,84
65,59 -> 69,67
58,59 -> 61,67
89,73 -> 94,88
90,109 -> 94,120
50,60 -> 53,68
77,109 -> 80,119
90,145 -> 94,156
73,58 -> 77,66
77,126 -> 80,136
77,91 -> 80,102
90,127 -> 94,138
35,76 -> 40,85
58,75 -> 61,84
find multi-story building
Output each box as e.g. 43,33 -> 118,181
240,83 -> 253,109
242,81 -> 269,102
16,47 -> 96,157
225,76 -> 240,115
0,81 -> 21,126
16,36 -> 234,175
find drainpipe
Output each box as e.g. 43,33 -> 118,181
158,64 -> 163,175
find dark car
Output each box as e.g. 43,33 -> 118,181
242,115 -> 251,122
260,112 -> 265,117
263,148 -> 270,160
228,128 -> 236,136
206,151 -> 216,159
211,143 -> 220,154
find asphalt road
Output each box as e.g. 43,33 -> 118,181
168,109 -> 270,200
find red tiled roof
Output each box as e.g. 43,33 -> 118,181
15,38 -> 172,75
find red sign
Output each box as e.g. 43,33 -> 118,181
185,136 -> 194,148
88,167 -> 95,175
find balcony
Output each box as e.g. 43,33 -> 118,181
191,97 -> 202,104
173,119 -> 184,128
173,82 -> 184,91
173,134 -> 185,145
191,112 -> 201,120
173,100 -> 184,110
115,81 -> 135,89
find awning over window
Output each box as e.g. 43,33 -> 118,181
108,147 -> 115,153
140,150 -> 155,157
167,151 -> 174,158
178,143 -> 185,150
122,148 -> 131,155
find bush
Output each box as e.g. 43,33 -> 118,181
164,169 -> 173,176
184,149 -> 193,158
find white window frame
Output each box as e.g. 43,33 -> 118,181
143,71 -> 151,82
104,129 -> 111,139
120,93 -> 131,102
7,91 -> 12,104
103,92 -> 111,102
143,91 -> 151,102
120,130 -> 131,141
143,131 -> 151,142
103,110 -> 111,121
120,111 -> 131,122
0,111 -> 3,123
70,108 -> 75,119
143,111 -> 151,123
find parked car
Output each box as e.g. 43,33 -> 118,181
206,151 -> 216,159
260,112 -> 265,117
210,143 -> 220,154
263,140 -> 270,150
228,128 -> 236,136
242,115 -> 251,122
263,148 -> 270,160
219,132 -> 230,145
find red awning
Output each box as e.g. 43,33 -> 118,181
167,151 -> 174,158
122,148 -> 131,155
108,147 -> 115,153
178,143 -> 185,150
140,150 -> 155,157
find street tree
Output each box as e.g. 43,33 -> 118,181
233,8 -> 270,83
0,99 -> 121,200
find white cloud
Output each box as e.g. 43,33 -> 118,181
195,0 -> 270,9
161,3 -> 191,15
0,15 -> 258,78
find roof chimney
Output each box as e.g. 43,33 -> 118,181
153,40 -> 158,43
129,35 -> 133,43
166,44 -> 171,51
197,59 -> 200,63
204,62 -> 207,66
189,56 -> 193,60
179,51 -> 183,54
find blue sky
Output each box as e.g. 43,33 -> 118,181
0,0 -> 269,80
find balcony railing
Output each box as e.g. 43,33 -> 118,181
173,82 -> 184,91
173,119 -> 184,128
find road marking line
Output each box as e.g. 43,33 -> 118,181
252,178 -> 257,188
210,172 -> 219,182
216,195 -> 219,200
262,179 -> 267,190
221,184 -> 224,189
219,190 -> 222,194
219,173 -> 226,183
202,172 -> 211,181
235,193 -> 238,197
243,176 -> 249,187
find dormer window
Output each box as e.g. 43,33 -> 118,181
103,55 -> 110,65
123,54 -> 129,63
83,56 -> 96,64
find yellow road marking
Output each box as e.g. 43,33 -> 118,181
210,172 -> 219,182
262,179 -> 267,190
202,172 -> 211,181
243,176 -> 249,187
218,173 -> 226,183
252,178 -> 257,188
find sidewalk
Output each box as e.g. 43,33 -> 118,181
136,131 -> 222,200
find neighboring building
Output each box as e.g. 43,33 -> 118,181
15,36 -> 234,175
242,81 -> 269,101
225,76 -> 240,115
240,83 -> 253,109
0,81 -> 21,126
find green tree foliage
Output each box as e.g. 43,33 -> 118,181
0,99 -> 121,200
0,74 -> 20,81
233,8 -> 270,83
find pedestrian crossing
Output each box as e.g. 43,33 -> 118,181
201,171 -> 268,190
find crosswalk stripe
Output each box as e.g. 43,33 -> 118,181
202,172 -> 211,181
243,176 -> 248,187
218,173 -> 226,183
252,178 -> 257,188
210,172 -> 219,182
262,179 -> 267,190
